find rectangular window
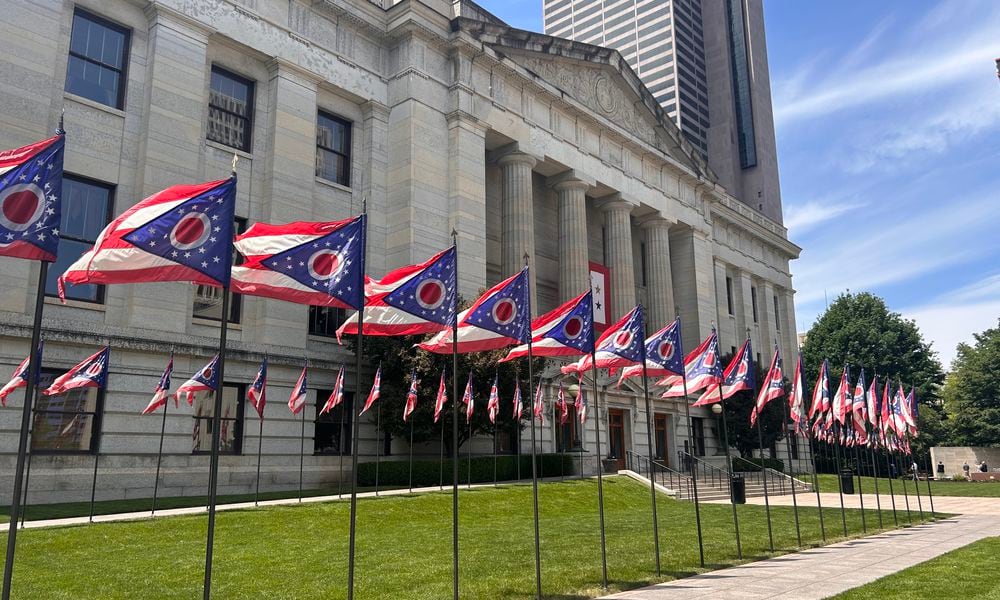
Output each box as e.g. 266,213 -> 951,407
640,242 -> 648,287
308,306 -> 347,337
65,9 -> 130,109
789,434 -> 799,460
773,294 -> 781,331
207,66 -> 255,152
316,111 -> 352,187
751,286 -> 759,323
192,383 -> 244,454
725,276 -> 734,315
691,416 -> 705,457
315,391 -> 354,455
557,404 -> 580,452
30,368 -> 104,453
194,217 -> 246,323
45,175 -> 114,303
653,413 -> 668,460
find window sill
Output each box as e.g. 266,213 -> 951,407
64,92 -> 126,118
44,296 -> 106,311
307,334 -> 343,344
191,317 -> 243,331
205,139 -> 253,160
314,176 -> 352,194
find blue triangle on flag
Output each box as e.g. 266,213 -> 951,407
383,246 -> 457,326
545,293 -> 594,354
121,178 -> 236,286
262,216 -> 365,309
465,268 -> 530,342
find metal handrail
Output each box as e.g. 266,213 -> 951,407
625,451 -> 692,498
678,450 -> 730,492
764,466 -> 812,494
731,455 -> 770,490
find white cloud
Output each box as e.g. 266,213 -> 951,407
945,273 -> 1000,304
902,301 -> 1000,369
783,200 -> 864,236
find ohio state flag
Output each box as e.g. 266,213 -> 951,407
0,134 -> 64,262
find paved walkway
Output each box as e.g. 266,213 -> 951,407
602,494 -> 1000,599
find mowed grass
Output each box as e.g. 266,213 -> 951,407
832,536 -> 1000,599
814,473 -> 1000,498
2,477 -> 927,599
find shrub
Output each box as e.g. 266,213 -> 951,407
952,474 -> 967,482
734,458 -> 785,472
356,453 -> 577,487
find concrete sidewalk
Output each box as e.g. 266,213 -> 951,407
601,495 -> 1000,599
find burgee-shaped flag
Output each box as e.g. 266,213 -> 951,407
0,134 -> 64,262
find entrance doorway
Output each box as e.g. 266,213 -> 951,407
654,413 -> 668,465
608,408 -> 626,471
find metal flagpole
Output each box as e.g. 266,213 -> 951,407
679,323 -> 705,566
749,340 -> 774,554
869,445 -> 882,528
152,380 -> 170,515
409,418 -> 415,493
588,297 -> 609,589
19,439 -> 33,530
346,206 -> 369,600
910,447 -> 924,519
440,416 -> 445,491
782,402 -> 801,547
255,416 -> 264,506
884,446 -> 898,526
451,231 -> 461,600
848,411 -> 866,533
897,450 -> 912,523
1,261 -> 47,600
715,330 -> 741,559
375,396 -> 382,496
806,430 -> 825,542
639,309 -> 661,575
831,422 -> 848,536
492,425 -> 497,487
299,404 -> 306,502
925,453 -> 935,519
467,418 -> 472,490
525,255 -> 543,599
202,286 -> 232,600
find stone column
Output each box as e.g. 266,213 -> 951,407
554,178 -> 590,302
639,216 -> 676,331
447,112 -> 488,298
498,152 -> 537,306
600,197 -> 636,320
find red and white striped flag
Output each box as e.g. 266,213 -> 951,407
247,357 -> 267,420
360,364 -> 382,415
487,375 -> 500,424
288,364 -> 308,415
750,345 -> 783,426
0,341 -> 42,407
557,381 -> 569,425
512,381 -> 523,421
142,354 -> 174,415
533,382 -> 544,423
788,353 -> 806,431
403,370 -> 419,422
461,375 -> 474,423
321,365 -> 345,415
433,371 -> 447,423
576,384 -> 587,425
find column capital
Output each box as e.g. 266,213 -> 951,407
548,170 -> 593,192
636,214 -> 676,229
597,195 -> 635,214
266,57 -> 322,87
361,100 -> 390,122
445,110 -> 488,136
497,151 -> 537,169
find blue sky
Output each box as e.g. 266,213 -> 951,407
476,0 -> 1000,368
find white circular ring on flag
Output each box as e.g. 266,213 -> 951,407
85,361 -> 103,377
307,249 -> 343,281
612,330 -> 634,349
491,298 -> 518,326
169,212 -> 212,250
0,183 -> 45,232
562,315 -> 584,340
656,340 -> 675,362
415,278 -> 447,310
201,366 -> 214,381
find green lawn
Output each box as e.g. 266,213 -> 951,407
814,473 -> 1000,498
832,536 -> 1000,599
2,477 -> 927,599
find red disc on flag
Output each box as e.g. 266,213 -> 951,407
0,184 -> 44,232
86,361 -> 103,376
492,298 -> 517,325
612,330 -> 633,349
170,213 -> 211,250
308,249 -> 342,280
563,315 -> 584,339
657,340 -> 675,361
416,278 -> 446,310
201,367 -> 214,380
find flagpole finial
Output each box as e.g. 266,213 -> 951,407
523,251 -> 529,267
231,153 -> 239,175
362,196 -> 368,214
56,108 -> 65,135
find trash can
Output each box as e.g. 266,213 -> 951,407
730,475 -> 746,504
840,469 -> 855,494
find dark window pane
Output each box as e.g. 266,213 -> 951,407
316,112 -> 351,186
192,384 -> 243,454
309,306 -> 346,337
193,218 -> 245,322
65,9 -> 129,109
207,67 -> 255,152
44,176 -> 112,303
30,368 -> 102,453
315,392 -> 353,455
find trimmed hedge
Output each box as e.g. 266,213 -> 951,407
356,453 -> 577,487
733,458 -> 785,472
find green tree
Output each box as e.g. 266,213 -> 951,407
800,292 -> 946,455
716,356 -> 787,459
944,320 -> 1000,447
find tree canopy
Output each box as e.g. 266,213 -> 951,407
800,292 -> 946,454
944,320 -> 1000,447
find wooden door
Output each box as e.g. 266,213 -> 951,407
608,408 -> 626,471
654,413 -> 668,464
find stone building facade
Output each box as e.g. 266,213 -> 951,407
0,0 -> 800,504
